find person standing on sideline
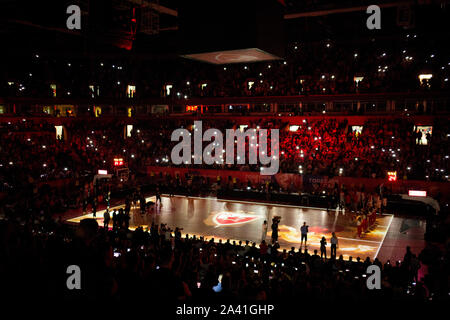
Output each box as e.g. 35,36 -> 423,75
271,220 -> 279,244
82,197 -> 87,214
339,188 -> 345,211
356,217 -> 362,238
156,188 -> 162,205
300,222 -> 309,247
124,211 -> 130,230
103,209 -> 110,229
330,232 -> 338,258
105,190 -> 111,209
262,220 -> 268,242
381,196 -> 387,214
112,209 -> 118,230
140,194 -> 146,215
320,236 -> 327,259
92,197 -> 97,218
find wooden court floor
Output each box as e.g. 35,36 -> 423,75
67,195 -> 404,260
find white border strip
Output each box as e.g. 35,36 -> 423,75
338,237 -> 381,244
374,214 -> 394,258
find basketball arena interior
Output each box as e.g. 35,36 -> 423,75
0,0 -> 449,312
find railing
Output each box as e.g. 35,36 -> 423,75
1,91 -> 449,117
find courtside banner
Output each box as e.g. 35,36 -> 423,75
303,175 -> 329,186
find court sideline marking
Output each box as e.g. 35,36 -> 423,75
374,214 -> 395,258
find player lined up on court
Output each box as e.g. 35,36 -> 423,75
300,222 -> 309,248
262,220 -> 268,242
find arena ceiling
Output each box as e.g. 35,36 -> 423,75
0,0 -> 447,59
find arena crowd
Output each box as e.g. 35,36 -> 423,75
1,33 -> 449,100
1,116 -> 448,197
1,207 -> 448,303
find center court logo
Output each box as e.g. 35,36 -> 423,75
170,121 -> 279,175
213,211 -> 260,226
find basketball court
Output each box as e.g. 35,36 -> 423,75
65,195 -> 418,260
